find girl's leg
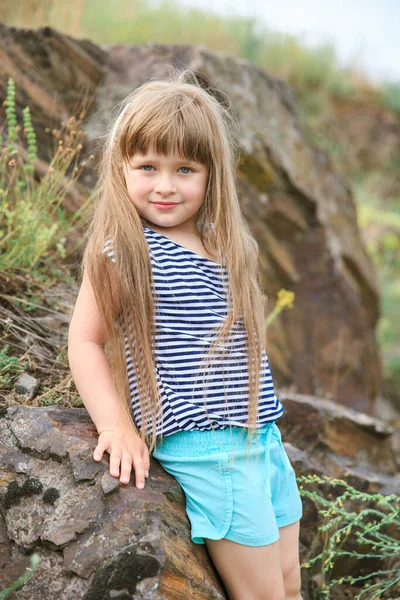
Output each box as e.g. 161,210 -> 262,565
204,537 -> 285,600
204,520 -> 302,600
278,520 -> 302,600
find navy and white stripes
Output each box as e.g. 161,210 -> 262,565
104,225 -> 284,438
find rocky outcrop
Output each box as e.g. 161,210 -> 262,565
0,23 -> 106,158
0,25 -> 383,414
0,405 -> 227,599
0,403 -> 398,599
330,99 -> 400,174
278,392 -> 399,494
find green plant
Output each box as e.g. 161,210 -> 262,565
0,344 -> 27,386
22,105 -> 37,175
39,390 -> 64,406
380,82 -> 400,114
33,375 -> 83,408
299,474 -> 400,599
0,78 -> 91,274
265,289 -> 294,330
0,553 -> 40,599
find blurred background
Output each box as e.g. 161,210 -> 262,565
1,0 -> 399,415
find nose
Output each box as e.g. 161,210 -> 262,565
153,172 -> 177,196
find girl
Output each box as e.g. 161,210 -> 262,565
68,69 -> 303,600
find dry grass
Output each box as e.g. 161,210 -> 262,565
0,269 -> 82,408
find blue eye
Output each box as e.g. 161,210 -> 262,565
139,165 -> 193,173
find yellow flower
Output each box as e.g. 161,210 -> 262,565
276,289 -> 295,309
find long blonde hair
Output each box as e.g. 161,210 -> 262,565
83,69 -> 267,463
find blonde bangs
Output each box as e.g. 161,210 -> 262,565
119,90 -> 213,166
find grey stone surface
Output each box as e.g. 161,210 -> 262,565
14,372 -> 39,400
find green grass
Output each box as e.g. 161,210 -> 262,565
0,345 -> 27,387
0,78 -> 91,275
299,474 -> 400,599
354,169 -> 400,397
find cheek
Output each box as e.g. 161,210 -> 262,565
186,178 -> 208,199
126,176 -> 149,200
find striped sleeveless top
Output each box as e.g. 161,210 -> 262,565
105,224 -> 284,438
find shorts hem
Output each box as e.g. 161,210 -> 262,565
191,528 -> 280,547
276,510 -> 303,528
190,509 -> 303,546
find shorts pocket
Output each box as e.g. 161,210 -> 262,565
272,423 -> 295,474
153,451 -> 233,542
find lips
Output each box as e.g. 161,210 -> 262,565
152,202 -> 178,210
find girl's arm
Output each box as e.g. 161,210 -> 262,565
68,271 -> 149,489
68,270 -> 130,432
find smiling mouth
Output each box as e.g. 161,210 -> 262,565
152,202 -> 179,209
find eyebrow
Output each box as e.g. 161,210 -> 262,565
131,155 -> 200,165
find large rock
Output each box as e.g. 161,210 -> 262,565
329,99 -> 400,173
0,24 -> 106,157
0,405 -> 227,599
0,26 -> 382,415
0,403 -> 398,599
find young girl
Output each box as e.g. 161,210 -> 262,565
68,69 -> 303,600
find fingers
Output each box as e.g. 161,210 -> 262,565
144,448 -> 150,477
109,448 -> 123,480
116,453 -> 147,489
119,452 -> 132,484
93,435 -> 150,490
132,455 -> 148,489
93,439 -> 108,462
119,451 -> 150,489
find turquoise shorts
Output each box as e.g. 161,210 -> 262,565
152,420 -> 303,546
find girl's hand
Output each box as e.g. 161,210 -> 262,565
93,426 -> 150,490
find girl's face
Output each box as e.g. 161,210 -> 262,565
123,150 -> 209,233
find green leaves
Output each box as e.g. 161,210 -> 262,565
298,474 -> 400,598
0,79 -> 91,274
